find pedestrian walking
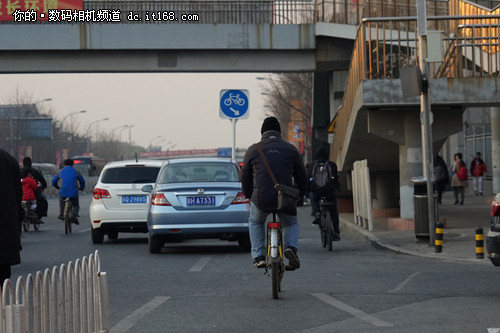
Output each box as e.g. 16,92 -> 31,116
433,154 -> 449,204
451,152 -> 467,205
0,149 -> 23,286
470,152 -> 487,196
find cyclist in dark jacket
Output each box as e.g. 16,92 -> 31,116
52,159 -> 85,224
307,146 -> 341,240
241,117 -> 307,270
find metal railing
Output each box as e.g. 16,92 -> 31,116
331,9 -> 500,161
352,159 -> 373,231
1,0 -> 450,24
0,251 -> 109,333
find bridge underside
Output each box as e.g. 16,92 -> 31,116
336,77 -> 500,173
334,76 -> 500,217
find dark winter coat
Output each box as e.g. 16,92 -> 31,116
241,130 -> 307,213
0,149 -> 22,266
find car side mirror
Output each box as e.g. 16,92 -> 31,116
141,185 -> 153,193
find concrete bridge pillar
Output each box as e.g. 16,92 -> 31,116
399,111 -> 423,219
492,107 -> 500,194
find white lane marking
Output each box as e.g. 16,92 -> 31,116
388,271 -> 420,294
311,293 -> 394,327
110,296 -> 170,333
189,257 -> 212,272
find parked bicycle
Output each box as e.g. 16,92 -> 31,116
318,197 -> 335,251
21,200 -> 41,232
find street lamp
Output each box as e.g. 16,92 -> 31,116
59,110 -> 87,131
148,135 -> 162,150
111,125 -> 129,140
86,117 -> 109,153
120,125 -> 134,143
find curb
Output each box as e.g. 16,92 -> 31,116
339,216 -> 490,265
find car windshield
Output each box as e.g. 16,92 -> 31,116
100,166 -> 160,184
158,162 -> 239,183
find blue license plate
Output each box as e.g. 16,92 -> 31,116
122,195 -> 147,204
186,196 -> 216,206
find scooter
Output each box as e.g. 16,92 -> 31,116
486,193 -> 500,266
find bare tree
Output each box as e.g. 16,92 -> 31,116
260,73 -> 313,161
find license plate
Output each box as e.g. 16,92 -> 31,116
122,195 -> 147,204
186,196 -> 216,206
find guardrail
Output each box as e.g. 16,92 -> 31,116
0,251 -> 109,333
43,177 -> 98,198
331,6 -> 500,162
351,159 -> 373,231
1,0 -> 450,24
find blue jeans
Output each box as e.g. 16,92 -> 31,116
248,202 -> 299,259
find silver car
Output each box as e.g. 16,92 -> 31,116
142,157 -> 250,253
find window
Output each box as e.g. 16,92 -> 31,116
100,167 -> 160,184
159,162 -> 239,183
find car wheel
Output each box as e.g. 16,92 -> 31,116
91,228 -> 104,244
107,232 -> 118,240
149,235 -> 163,254
238,235 -> 251,252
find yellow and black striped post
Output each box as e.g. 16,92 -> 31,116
476,227 -> 484,259
435,222 -> 444,253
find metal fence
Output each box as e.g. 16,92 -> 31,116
332,7 -> 500,159
351,159 -> 373,231
0,0 -> 453,25
0,251 -> 109,333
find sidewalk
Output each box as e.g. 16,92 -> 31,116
339,180 -> 496,264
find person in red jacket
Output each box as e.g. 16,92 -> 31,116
470,152 -> 487,196
21,168 -> 38,203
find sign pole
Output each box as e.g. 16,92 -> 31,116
417,0 -> 436,246
231,119 -> 238,161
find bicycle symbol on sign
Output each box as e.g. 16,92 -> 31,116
224,93 -> 246,107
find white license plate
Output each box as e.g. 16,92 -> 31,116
122,195 -> 147,204
186,196 -> 216,206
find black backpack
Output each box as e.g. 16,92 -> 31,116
310,161 -> 337,194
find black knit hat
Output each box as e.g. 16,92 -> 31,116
261,116 -> 281,134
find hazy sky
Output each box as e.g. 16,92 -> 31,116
0,73 -> 271,150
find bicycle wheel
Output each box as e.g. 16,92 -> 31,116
64,201 -> 72,234
271,261 -> 280,299
33,219 -> 40,231
325,213 -> 333,252
320,213 -> 327,248
23,217 -> 30,232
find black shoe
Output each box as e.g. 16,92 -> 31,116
459,202 -> 464,206
333,233 -> 341,241
480,192 -> 483,196
454,201 -> 459,205
312,213 -> 321,225
57,214 -> 64,220
71,217 -> 79,225
475,192 -> 478,196
284,247 -> 300,270
253,255 -> 266,268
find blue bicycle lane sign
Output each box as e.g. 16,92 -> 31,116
219,89 -> 249,119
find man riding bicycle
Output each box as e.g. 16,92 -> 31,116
241,117 -> 307,270
308,146 -> 341,241
52,159 -> 86,225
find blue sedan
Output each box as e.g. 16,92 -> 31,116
142,157 -> 250,253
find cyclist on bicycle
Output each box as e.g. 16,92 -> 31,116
308,146 -> 341,241
241,117 -> 307,270
52,159 -> 85,225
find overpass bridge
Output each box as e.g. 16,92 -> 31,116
1,0 -> 499,219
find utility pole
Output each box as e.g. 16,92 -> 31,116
417,0 -> 436,246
